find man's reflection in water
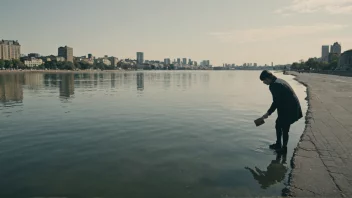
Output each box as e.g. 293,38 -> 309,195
245,152 -> 288,189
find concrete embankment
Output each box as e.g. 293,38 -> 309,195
287,72 -> 352,197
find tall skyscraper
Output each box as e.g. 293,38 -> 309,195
188,59 -> 192,65
109,56 -> 118,66
0,40 -> 21,60
331,42 -> 342,55
164,58 -> 171,65
177,58 -> 181,65
58,46 -> 73,62
322,45 -> 330,62
137,52 -> 144,64
182,58 -> 187,65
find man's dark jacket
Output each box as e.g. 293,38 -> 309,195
267,77 -> 303,125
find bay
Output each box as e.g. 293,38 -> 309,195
0,71 -> 307,198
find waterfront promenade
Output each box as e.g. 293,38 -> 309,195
288,72 -> 352,197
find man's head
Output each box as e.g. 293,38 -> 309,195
260,70 -> 275,85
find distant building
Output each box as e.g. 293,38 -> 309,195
24,58 -> 43,67
137,52 -> 144,64
58,46 -> 73,62
44,55 -> 65,62
200,60 -> 210,67
56,56 -> 66,62
205,60 -> 210,66
81,58 -> 94,65
194,61 -> 198,66
88,54 -> 93,59
322,45 -> 330,62
328,53 -> 339,63
337,50 -> 352,70
0,40 -> 21,60
28,53 -> 40,58
109,56 -> 118,66
182,58 -> 187,65
177,58 -> 181,65
103,59 -> 111,66
188,59 -> 192,65
164,58 -> 171,65
74,57 -> 82,62
97,57 -> 111,66
254,63 -> 257,67
331,42 -> 342,55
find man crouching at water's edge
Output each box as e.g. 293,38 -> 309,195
260,70 -> 303,154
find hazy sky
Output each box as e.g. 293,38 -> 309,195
1,0 -> 351,65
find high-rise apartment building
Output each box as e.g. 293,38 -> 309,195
137,52 -> 144,64
0,40 -> 21,60
109,56 -> 119,66
322,45 -> 330,62
182,58 -> 187,65
58,46 -> 73,62
164,58 -> 171,65
331,42 -> 342,55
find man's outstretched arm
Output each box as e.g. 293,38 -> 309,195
263,84 -> 281,119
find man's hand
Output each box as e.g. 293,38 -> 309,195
262,112 -> 269,119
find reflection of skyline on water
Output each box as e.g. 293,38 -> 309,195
0,73 -> 24,104
59,74 -> 75,99
111,73 -> 116,88
137,73 -> 144,91
0,72 -> 210,104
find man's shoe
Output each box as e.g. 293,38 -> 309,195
269,143 -> 281,150
276,146 -> 287,154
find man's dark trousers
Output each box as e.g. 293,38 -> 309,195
275,119 -> 290,147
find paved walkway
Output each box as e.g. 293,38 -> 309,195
288,72 -> 352,197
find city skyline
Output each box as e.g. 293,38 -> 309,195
1,0 -> 352,66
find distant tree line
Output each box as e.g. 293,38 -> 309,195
291,56 -> 339,71
0,59 -> 25,69
0,59 -> 121,70
1,59 -> 208,71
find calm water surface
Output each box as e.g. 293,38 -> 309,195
0,71 -> 307,198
